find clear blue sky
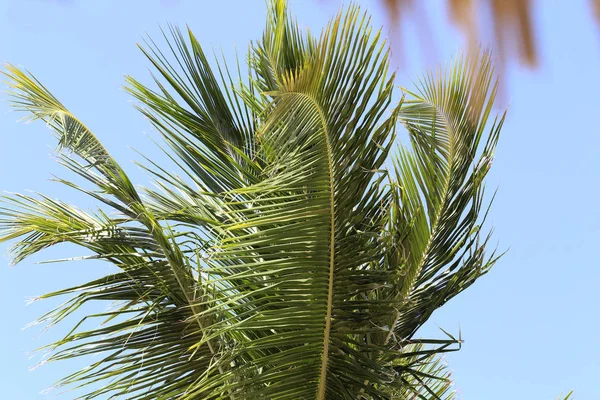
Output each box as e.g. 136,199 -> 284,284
1,0 -> 598,398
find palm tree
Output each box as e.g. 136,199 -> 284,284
1,1 -> 505,398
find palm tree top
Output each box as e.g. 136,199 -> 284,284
1,1 -> 504,398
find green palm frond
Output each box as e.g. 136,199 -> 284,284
385,51 -> 504,345
1,1 -> 505,399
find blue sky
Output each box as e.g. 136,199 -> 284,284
1,0 -> 599,398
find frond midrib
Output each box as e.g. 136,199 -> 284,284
388,99 -> 457,345
280,90 -> 336,400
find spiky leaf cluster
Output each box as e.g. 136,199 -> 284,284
1,1 -> 504,398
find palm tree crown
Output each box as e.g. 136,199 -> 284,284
1,1 -> 504,398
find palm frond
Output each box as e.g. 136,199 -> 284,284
2,66 -> 227,399
126,25 -> 260,195
381,51 -> 504,345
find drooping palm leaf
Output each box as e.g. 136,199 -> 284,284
2,1 -> 505,399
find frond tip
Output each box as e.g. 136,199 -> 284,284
4,64 -> 110,161
1,2 -> 506,399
